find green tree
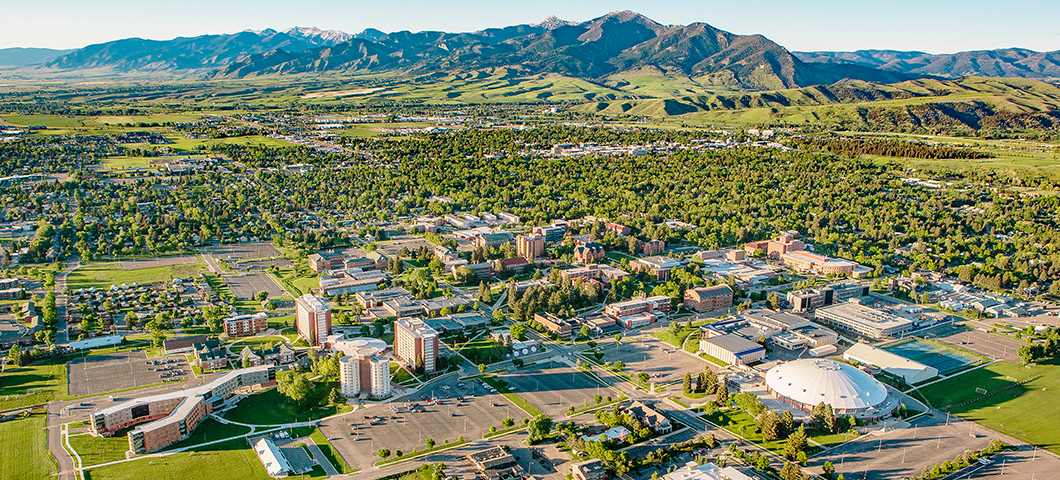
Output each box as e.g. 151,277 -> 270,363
527,414 -> 553,443
377,449 -> 391,458
7,345 -> 21,367
682,372 -> 692,394
425,438 -> 435,449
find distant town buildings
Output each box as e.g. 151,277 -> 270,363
394,317 -> 440,372
295,294 -> 332,346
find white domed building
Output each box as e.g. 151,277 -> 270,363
764,358 -> 889,416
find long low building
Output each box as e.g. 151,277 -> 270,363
699,334 -> 766,365
90,366 -> 276,453
815,300 -> 916,339
843,342 -> 938,384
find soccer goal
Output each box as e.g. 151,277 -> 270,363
975,387 -> 988,395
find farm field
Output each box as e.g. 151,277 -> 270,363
917,359 -> 1060,454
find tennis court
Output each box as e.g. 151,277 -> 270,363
882,338 -> 979,374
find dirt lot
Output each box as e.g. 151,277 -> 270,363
225,273 -> 287,300
236,258 -> 293,271
925,325 -> 1023,363
206,243 -> 282,261
599,336 -> 712,385
497,360 -> 613,418
318,374 -> 528,472
119,255 -> 203,270
374,235 -> 434,256
67,350 -> 189,397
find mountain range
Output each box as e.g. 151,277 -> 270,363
793,48 -> 1060,80
0,47 -> 73,66
20,12 -> 1060,90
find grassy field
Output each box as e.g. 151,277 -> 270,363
160,418 -> 252,452
222,378 -> 352,425
453,337 -> 508,365
703,408 -> 822,457
0,114 -> 84,128
83,439 -> 271,480
100,156 -> 154,171
68,262 -> 207,290
917,359 -> 1060,453
309,427 -> 355,473
68,430 -> 131,466
0,412 -> 56,480
0,363 -> 66,411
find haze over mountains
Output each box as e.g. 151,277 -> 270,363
10,11 -> 1059,90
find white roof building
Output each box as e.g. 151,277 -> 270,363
764,358 -> 888,415
843,343 -> 938,384
254,437 -> 293,477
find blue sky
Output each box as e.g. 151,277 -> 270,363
3,0 -> 1058,53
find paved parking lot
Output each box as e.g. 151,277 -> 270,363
599,336 -> 712,384
237,258 -> 293,271
927,326 -> 1023,363
67,350 -> 190,397
375,235 -> 434,256
318,375 -> 529,472
225,273 -> 287,300
807,413 -> 995,479
206,243 -> 282,261
498,360 -> 613,418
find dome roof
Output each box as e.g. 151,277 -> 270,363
333,337 -> 388,357
765,359 -> 887,412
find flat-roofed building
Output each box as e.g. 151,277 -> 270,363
319,269 -> 386,296
683,285 -> 733,312
605,295 -> 672,318
843,343 -> 938,384
223,312 -> 269,337
356,287 -> 411,308
815,301 -> 915,339
665,462 -> 755,480
468,446 -> 524,480
516,233 -> 545,259
533,224 -> 566,243
476,232 -> 514,249
534,312 -> 572,339
561,264 -> 629,284
394,317 -> 439,372
630,256 -> 684,281
90,366 -> 276,454
788,281 -> 869,313
699,334 -> 766,365
295,294 -> 331,346
782,251 -> 872,279
571,459 -> 608,480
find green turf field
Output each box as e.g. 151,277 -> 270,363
0,363 -> 66,410
917,360 -> 1060,453
68,430 -> 131,466
83,439 -> 272,480
0,412 -> 56,480
67,262 -> 207,290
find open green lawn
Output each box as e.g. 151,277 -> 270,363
228,336 -> 287,348
84,439 -> 271,480
160,418 -> 252,452
0,363 -> 66,410
917,359 -> 1060,453
68,263 -> 207,290
703,408 -> 822,457
0,412 -> 56,480
391,362 -> 414,384
223,377 -> 352,425
452,337 -> 508,365
309,427 -> 355,473
68,430 -> 131,467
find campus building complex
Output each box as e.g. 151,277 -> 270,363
516,233 -> 545,259
295,294 -> 331,346
683,285 -> 733,312
90,366 -> 277,454
787,281 -> 869,313
394,317 -> 440,372
223,312 -> 269,337
604,295 -> 671,329
815,300 -> 916,339
333,337 -> 391,398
